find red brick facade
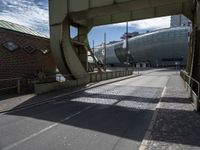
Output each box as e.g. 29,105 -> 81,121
0,28 -> 56,79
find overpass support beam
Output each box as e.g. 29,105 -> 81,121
75,26 -> 90,71
48,0 -> 193,81
49,0 -> 90,81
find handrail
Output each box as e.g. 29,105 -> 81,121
0,78 -> 21,82
180,70 -> 200,101
0,78 -> 22,94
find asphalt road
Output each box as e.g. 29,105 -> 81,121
0,69 -> 177,150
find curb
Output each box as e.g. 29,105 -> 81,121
139,86 -> 167,150
0,74 -> 141,114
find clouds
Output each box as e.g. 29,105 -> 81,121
113,16 -> 171,31
0,0 -> 49,36
0,0 -> 170,39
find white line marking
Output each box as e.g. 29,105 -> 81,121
2,105 -> 93,150
139,86 -> 167,150
156,86 -> 167,109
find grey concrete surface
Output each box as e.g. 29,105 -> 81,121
0,69 -> 183,150
146,75 -> 200,150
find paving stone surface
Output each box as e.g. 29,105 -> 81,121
147,76 -> 200,150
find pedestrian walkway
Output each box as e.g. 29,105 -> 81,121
0,86 -> 83,113
145,75 -> 200,150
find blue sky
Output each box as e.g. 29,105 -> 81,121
0,0 -> 171,46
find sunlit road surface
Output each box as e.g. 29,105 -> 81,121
0,69 -> 177,150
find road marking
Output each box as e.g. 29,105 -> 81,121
139,86 -> 167,150
2,105 -> 94,150
156,86 -> 167,109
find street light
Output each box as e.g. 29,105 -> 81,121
104,32 -> 107,71
126,22 -> 130,70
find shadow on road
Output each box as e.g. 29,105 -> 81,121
3,84 -> 200,148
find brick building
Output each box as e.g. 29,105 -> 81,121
0,20 -> 56,79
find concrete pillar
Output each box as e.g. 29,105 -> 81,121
192,0 -> 200,83
49,0 -> 90,81
77,26 -> 91,71
189,0 -> 200,110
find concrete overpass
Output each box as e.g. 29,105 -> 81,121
48,0 -> 200,83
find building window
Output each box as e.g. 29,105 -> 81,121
40,48 -> 49,54
70,26 -> 78,39
24,45 -> 36,54
3,41 -> 19,52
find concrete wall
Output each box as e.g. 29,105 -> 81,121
35,70 -> 133,94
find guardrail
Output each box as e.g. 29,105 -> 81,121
89,70 -> 133,82
37,70 -> 133,84
180,70 -> 200,110
0,78 -> 22,94
34,70 -> 133,94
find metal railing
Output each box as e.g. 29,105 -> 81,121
0,78 -> 22,94
180,70 -> 200,102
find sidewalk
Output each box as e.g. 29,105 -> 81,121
145,75 -> 200,150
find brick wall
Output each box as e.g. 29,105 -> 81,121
0,28 -> 56,79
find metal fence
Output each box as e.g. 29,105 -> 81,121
0,78 -> 22,94
180,70 -> 200,101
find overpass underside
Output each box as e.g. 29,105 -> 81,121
49,0 -> 200,84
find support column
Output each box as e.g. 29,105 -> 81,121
49,0 -> 90,81
192,0 -> 200,82
77,26 -> 91,71
189,0 -> 200,110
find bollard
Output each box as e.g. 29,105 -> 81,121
17,79 -> 21,94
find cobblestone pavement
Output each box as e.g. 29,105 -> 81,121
147,76 -> 200,150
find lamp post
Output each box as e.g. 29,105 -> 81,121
126,22 -> 129,70
92,40 -> 95,53
104,32 -> 107,71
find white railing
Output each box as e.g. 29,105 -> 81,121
180,70 -> 200,102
